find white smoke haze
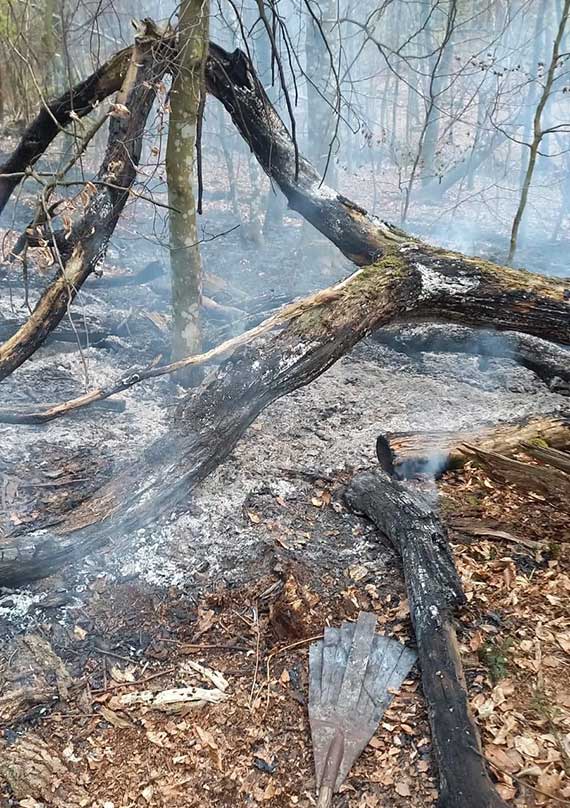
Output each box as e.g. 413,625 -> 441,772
0,0 -> 569,601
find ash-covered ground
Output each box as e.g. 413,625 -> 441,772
0,186 -> 568,630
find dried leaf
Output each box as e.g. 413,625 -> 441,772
496,783 -> 516,800
513,735 -> 540,758
395,781 -> 411,797
556,632 -> 570,655
100,705 -> 133,729
195,725 -> 218,749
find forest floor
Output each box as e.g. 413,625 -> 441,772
0,141 -> 569,807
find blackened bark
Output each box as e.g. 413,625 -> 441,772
345,470 -> 507,808
0,24 -> 173,381
205,43 -> 406,266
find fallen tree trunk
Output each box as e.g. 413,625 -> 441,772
344,470 -> 507,808
372,323 -> 570,393
0,46 -> 132,215
0,24 -> 173,381
1,43 -> 569,584
460,443 -> 570,505
376,413 -> 570,479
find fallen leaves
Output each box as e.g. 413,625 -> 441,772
395,780 -> 411,797
513,735 -> 540,758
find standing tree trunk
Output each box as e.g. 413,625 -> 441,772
401,0 -> 457,222
305,0 -> 339,185
508,0 -> 569,261
166,0 -> 209,379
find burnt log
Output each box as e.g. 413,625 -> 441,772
460,443 -> 570,506
344,470 -> 507,808
0,634 -> 71,725
0,23 -> 173,381
371,323 -> 570,393
0,45 -> 133,215
377,413 -> 570,479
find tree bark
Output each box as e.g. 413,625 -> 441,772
0,47 -> 132,215
166,1 -> 209,377
0,23 -> 173,381
377,413 -> 570,479
345,470 -> 507,808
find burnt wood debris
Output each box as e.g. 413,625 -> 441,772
0,28 -> 568,581
0,21 -> 569,808
345,472 -> 509,808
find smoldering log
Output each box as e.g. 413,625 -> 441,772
460,443 -> 570,505
344,470 -> 508,808
1,40 -> 570,583
377,413 -> 570,479
371,323 -> 570,393
0,24 -> 174,381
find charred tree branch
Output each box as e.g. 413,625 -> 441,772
344,470 -> 508,808
0,23 -> 174,381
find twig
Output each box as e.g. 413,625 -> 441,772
91,666 -> 177,693
164,640 -> 250,652
264,634 -> 323,711
482,752 -> 570,805
3,274 -> 351,424
248,605 -> 261,710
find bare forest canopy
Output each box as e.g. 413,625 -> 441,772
2,0 -> 570,266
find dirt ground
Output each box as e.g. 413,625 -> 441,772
1,457 -> 569,808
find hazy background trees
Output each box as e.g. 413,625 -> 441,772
1,0 -> 569,317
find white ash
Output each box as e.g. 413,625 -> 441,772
0,590 -> 44,622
